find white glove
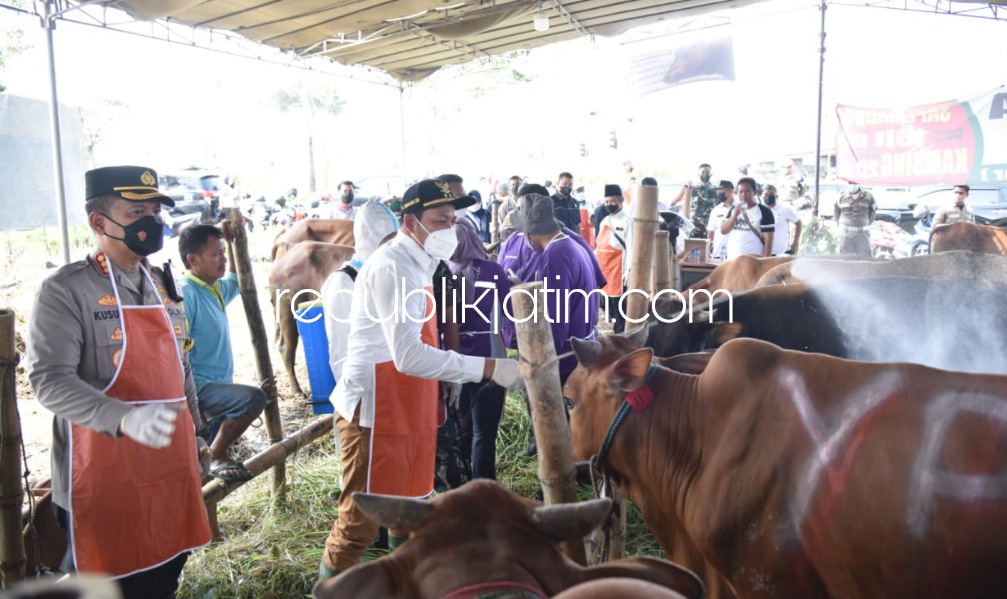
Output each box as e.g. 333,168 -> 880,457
489,358 -> 523,389
120,404 -> 179,449
447,382 -> 463,411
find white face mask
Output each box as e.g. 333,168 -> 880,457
415,219 -> 458,261
455,207 -> 468,219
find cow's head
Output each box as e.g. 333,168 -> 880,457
647,297 -> 744,357
564,335 -> 656,463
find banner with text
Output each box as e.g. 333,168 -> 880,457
835,87 -> 1007,185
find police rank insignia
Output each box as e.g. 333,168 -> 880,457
95,252 -> 110,276
97,294 -> 117,306
140,170 -> 156,186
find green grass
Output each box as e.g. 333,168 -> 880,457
176,390 -> 664,598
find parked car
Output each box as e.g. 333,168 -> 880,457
158,170 -> 223,221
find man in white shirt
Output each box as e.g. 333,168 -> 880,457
320,179 -> 523,581
762,184 -> 801,255
719,177 -> 775,261
706,180 -> 736,261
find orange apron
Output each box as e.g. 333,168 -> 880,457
595,223 -> 624,297
367,290 -> 440,498
68,257 -> 210,578
579,208 -> 596,248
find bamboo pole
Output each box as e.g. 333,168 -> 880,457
654,231 -> 672,293
625,185 -> 659,341
511,282 -> 587,566
490,202 -> 500,245
227,208 -> 286,498
203,413 -> 333,505
607,487 -> 627,561
0,309 -> 26,586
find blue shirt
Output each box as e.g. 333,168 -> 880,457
180,271 -> 240,389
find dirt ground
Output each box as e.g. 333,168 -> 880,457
4,228 -> 319,495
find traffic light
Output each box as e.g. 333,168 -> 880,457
609,130 -> 618,149
579,143 -> 587,157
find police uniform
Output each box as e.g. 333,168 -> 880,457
932,204 -> 975,226
834,190 -> 877,257
26,166 -> 210,595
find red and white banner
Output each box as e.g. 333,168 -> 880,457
835,87 -> 1007,185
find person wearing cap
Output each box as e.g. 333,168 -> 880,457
719,177 -> 775,261
670,163 -> 719,239
834,183 -> 876,257
706,180 -> 738,261
762,184 -> 802,256
26,166 -> 211,597
595,184 -> 630,333
320,179 -> 523,580
178,223 -> 266,483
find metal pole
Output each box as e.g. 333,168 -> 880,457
43,1 -> 71,264
399,83 -> 408,187
812,0 -> 828,217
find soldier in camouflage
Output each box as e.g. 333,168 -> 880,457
671,163 -> 719,239
834,184 -> 877,257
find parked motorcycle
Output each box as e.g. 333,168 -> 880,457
870,219 -> 928,259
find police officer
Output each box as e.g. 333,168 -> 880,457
834,183 -> 877,257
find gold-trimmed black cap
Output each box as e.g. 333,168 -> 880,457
85,166 -> 175,207
401,179 -> 476,214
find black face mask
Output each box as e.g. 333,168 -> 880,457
510,185 -> 520,196
340,193 -> 354,204
700,174 -> 712,183
605,204 -> 621,214
559,186 -> 572,197
717,192 -> 728,202
764,195 -> 777,206
102,213 -> 164,257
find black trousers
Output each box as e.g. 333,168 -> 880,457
606,293 -> 627,334
55,505 -> 189,599
458,381 -> 506,480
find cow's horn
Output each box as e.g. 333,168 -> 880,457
570,337 -> 604,367
530,498 -> 613,542
352,492 -> 435,533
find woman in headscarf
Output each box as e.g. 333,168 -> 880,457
447,222 -> 512,479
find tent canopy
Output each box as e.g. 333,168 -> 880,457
106,0 -> 766,81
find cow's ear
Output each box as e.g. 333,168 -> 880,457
353,492 -> 435,533
571,337 -> 604,368
530,498 -> 613,542
611,347 -> 654,392
705,322 -> 744,347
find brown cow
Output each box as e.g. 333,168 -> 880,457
755,250 -> 1007,289
931,221 -> 1007,255
268,241 -> 355,396
686,255 -> 794,295
566,335 -> 1007,599
313,479 -> 704,599
270,218 -> 355,262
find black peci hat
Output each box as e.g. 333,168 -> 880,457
717,180 -> 735,190
401,179 -> 477,214
603,184 -> 623,198
85,166 -> 174,206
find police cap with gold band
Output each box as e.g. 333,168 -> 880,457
401,179 -> 476,214
85,165 -> 175,207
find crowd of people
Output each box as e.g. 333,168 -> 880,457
24,161 -> 980,596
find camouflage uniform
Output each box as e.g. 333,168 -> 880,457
688,183 -> 719,239
834,190 -> 877,257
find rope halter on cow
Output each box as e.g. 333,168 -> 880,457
591,363 -> 661,474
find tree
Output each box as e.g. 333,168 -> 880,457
273,83 -> 345,192
0,1 -> 31,93
80,98 -> 128,167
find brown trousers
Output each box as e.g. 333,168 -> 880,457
323,408 -> 404,573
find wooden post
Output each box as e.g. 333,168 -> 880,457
202,413 -> 333,505
625,185 -> 659,341
0,309 -> 26,586
227,208 -> 286,498
607,487 -> 627,562
654,231 -> 672,292
490,202 -> 500,245
511,282 -> 587,566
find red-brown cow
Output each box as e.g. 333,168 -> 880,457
565,335 -> 1007,599
930,221 -> 1007,256
686,255 -> 795,295
268,241 -> 354,396
270,219 -> 355,261
313,479 -> 704,599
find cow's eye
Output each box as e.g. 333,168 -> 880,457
563,396 -> 575,410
